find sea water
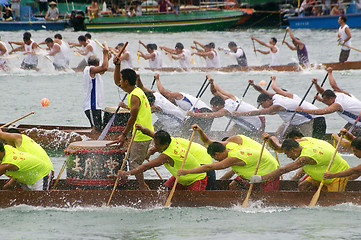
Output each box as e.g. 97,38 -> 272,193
1,28 -> 361,239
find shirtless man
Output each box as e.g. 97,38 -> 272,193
251,36 -> 280,66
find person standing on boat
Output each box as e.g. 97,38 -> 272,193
0,128 -> 54,190
155,73 -> 214,133
160,42 -> 192,69
178,124 -> 280,191
324,129 -> 361,180
45,38 -> 68,70
282,27 -> 309,66
337,15 -> 352,62
110,43 -> 133,69
136,74 -> 185,134
117,124 -> 209,191
219,41 -> 248,67
250,137 -> 350,192
192,41 -> 220,68
9,32 -> 39,70
45,1 -> 59,21
296,67 -> 361,136
70,35 -> 95,72
112,66 -> 153,191
233,79 -> 316,139
270,76 -> 326,139
187,75 -> 264,136
0,142 -> 53,191
138,41 -> 162,69
251,36 -> 280,66
83,47 -> 109,132
0,37 -> 9,71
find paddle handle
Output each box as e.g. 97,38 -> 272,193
151,76 -> 156,90
189,81 -> 210,113
106,129 -> 137,207
342,44 -> 361,53
252,39 -> 257,57
164,130 -> 196,207
115,42 -> 129,59
52,159 -> 67,190
349,115 -> 361,133
282,30 -> 287,45
242,139 -> 266,208
309,134 -> 344,207
312,73 -> 328,104
196,77 -> 208,98
146,159 -> 163,180
1,112 -> 35,128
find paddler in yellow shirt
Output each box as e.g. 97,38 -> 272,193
111,67 -> 154,190
178,124 -> 280,191
0,142 -> 53,190
0,128 -> 54,189
117,124 -> 208,190
250,136 -> 350,192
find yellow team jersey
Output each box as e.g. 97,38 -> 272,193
17,135 -> 54,171
162,137 -> 206,186
2,145 -> 52,185
127,87 -> 154,141
175,137 -> 213,165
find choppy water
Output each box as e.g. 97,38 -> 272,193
1,28 -> 361,239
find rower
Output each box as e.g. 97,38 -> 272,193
54,33 -> 70,66
0,36 -> 9,71
155,73 -> 213,132
178,124 -> 280,191
187,75 -> 264,136
324,128 -> 361,180
296,67 -> 361,136
233,79 -> 316,139
111,66 -> 153,190
251,136 -> 350,192
251,36 -> 280,66
282,27 -> 309,65
109,43 -> 133,69
117,124 -> 209,191
0,142 -> 53,191
159,42 -> 192,69
219,41 -> 248,67
136,75 -> 185,134
192,41 -> 220,68
337,15 -> 351,63
0,128 -> 54,190
83,47 -> 109,132
138,40 -> 162,69
9,32 -> 39,70
71,35 -> 95,72
45,37 -> 68,70
270,76 -> 326,139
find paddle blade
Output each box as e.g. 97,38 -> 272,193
98,114 -> 116,140
242,184 -> 253,208
309,182 -> 324,207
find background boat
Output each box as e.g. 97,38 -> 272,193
287,13 -> 361,29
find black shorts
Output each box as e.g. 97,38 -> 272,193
21,61 -> 38,70
339,49 -> 350,63
39,1 -> 48,13
85,109 -> 103,130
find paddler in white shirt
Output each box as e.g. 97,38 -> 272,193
160,42 -> 192,69
251,36 -> 280,66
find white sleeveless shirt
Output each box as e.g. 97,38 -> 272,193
60,40 -> 70,64
338,24 -> 351,51
205,50 -> 220,68
174,92 -> 211,112
52,43 -> 68,68
272,94 -> 312,125
179,49 -> 191,69
121,50 -> 134,69
24,41 -> 38,65
83,66 -> 103,111
270,46 -> 280,66
224,98 -> 262,131
335,92 -> 361,126
82,43 -> 94,63
153,92 -> 185,123
0,41 -> 8,65
149,50 -> 162,69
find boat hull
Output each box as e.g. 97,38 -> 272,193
0,20 -> 68,31
85,10 -> 244,32
287,13 -> 361,29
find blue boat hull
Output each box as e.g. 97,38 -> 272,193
0,20 -> 68,31
287,13 -> 361,29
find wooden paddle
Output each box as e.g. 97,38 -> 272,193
341,44 -> 361,53
146,159 -> 163,180
164,129 -> 196,207
282,30 -> 287,45
224,82 -> 251,132
309,134 -> 344,207
312,73 -> 328,104
107,129 -> 137,207
242,139 -> 266,208
252,39 -> 257,57
257,79 -> 272,109
52,158 -> 67,190
151,76 -> 156,90
189,77 -> 210,113
115,42 -> 129,60
1,112 -> 35,128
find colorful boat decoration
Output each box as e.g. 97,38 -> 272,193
287,13 -> 361,29
85,9 -> 246,32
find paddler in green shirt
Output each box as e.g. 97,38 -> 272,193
0,142 -> 53,190
178,124 -> 280,191
117,124 -> 208,190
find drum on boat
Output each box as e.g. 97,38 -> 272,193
103,106 -> 130,133
65,140 -> 125,187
